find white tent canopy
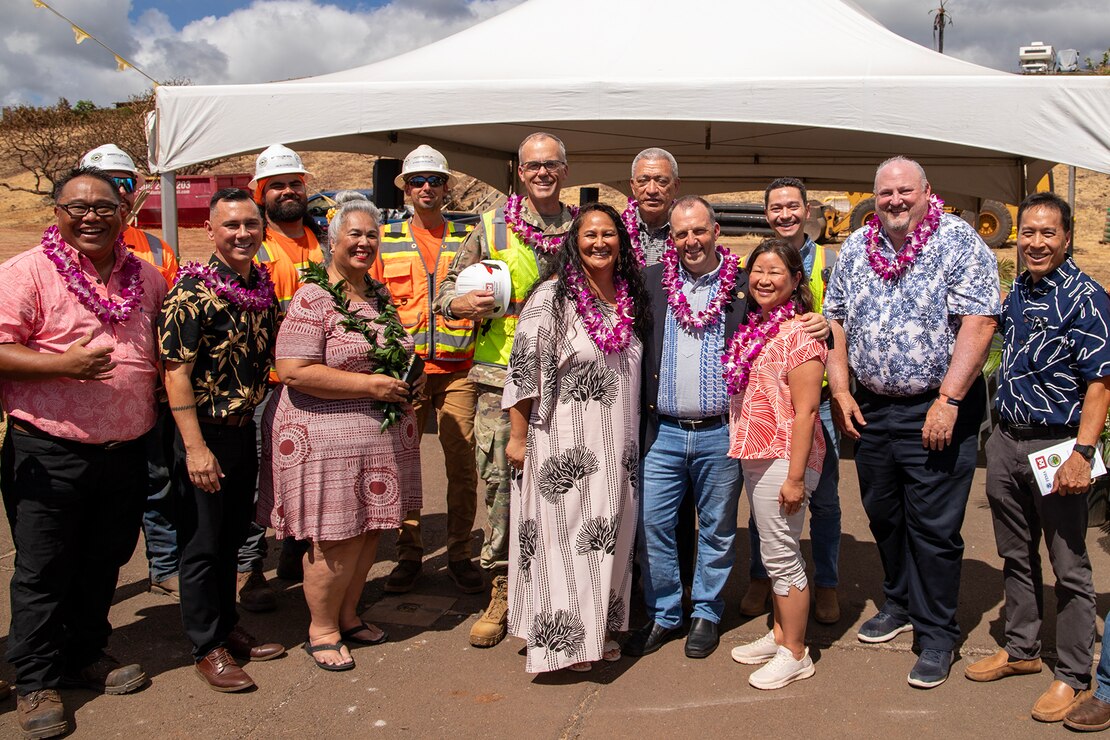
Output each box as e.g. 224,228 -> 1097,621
151,0 -> 1110,206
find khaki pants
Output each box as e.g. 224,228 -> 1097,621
395,370 -> 479,563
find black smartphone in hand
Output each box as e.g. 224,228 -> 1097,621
403,354 -> 425,400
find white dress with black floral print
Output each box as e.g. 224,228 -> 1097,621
502,280 -> 641,673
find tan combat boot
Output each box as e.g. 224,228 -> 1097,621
469,575 -> 508,647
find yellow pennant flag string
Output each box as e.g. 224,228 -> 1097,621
32,0 -> 158,85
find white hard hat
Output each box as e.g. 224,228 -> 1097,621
455,260 -> 511,318
80,144 -> 138,175
249,144 -> 311,189
394,145 -> 454,189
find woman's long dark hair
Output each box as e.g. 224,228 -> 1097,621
745,237 -> 814,315
528,202 -> 652,342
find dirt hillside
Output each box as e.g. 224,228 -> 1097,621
2,152 -> 1108,287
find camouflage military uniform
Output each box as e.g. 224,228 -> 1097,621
434,199 -> 574,572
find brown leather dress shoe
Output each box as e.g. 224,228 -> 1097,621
16,689 -> 67,739
1065,694 -> 1110,732
61,653 -> 146,694
964,649 -> 1042,682
1032,679 -> 1089,722
195,647 -> 255,693
227,625 -> 286,661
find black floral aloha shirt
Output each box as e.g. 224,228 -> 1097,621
158,255 -> 278,418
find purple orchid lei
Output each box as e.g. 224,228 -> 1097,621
661,243 -> 741,332
865,194 -> 944,281
41,225 -> 144,324
177,261 -> 276,312
721,300 -> 796,395
504,194 -> 578,255
619,198 -> 648,267
564,263 -> 635,354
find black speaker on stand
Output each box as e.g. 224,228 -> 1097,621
373,159 -> 404,211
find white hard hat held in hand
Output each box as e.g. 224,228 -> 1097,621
394,145 -> 454,189
456,260 -> 511,317
250,144 -> 311,189
80,144 -> 138,175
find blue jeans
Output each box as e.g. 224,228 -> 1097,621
638,419 -> 741,628
143,406 -> 178,582
749,399 -> 841,588
1096,616 -> 1110,702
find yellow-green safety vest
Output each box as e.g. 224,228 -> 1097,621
472,206 -> 552,367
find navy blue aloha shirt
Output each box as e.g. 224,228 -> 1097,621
996,257 -> 1110,426
823,213 -> 1000,396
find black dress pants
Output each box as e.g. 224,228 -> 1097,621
853,378 -> 985,651
173,422 -> 257,661
2,427 -> 145,693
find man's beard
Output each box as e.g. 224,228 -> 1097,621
266,196 -> 306,223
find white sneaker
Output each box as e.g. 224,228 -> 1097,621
748,646 -> 815,690
730,630 -> 779,665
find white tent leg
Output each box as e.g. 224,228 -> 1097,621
161,171 -> 179,259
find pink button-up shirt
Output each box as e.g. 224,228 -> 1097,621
0,240 -> 167,443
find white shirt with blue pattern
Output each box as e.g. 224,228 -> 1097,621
823,213 -> 1000,396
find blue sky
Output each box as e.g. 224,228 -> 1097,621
3,0 -> 1108,108
127,0 -> 384,26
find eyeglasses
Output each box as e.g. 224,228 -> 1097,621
521,160 -> 566,173
57,202 -> 119,218
406,175 -> 447,188
111,176 -> 137,194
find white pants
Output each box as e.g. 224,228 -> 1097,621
742,458 -> 818,597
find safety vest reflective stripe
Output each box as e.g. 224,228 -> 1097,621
378,219 -> 475,362
473,207 -> 544,367
140,230 -> 163,267
808,243 -> 826,311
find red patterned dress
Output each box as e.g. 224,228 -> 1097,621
258,283 -> 422,541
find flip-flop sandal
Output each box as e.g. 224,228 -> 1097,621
566,661 -> 593,673
340,621 -> 388,646
303,640 -> 355,671
602,640 -> 621,662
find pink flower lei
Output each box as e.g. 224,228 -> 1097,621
40,225 -> 144,324
504,194 -> 578,254
661,244 -> 741,331
177,261 -> 276,312
865,194 -> 944,281
721,301 -> 796,395
564,264 -> 636,354
619,198 -> 648,267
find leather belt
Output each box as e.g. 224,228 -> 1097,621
659,414 -> 728,431
198,414 -> 253,428
999,421 -> 1078,441
10,418 -> 134,450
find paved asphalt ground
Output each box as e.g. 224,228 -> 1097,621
2,428 -> 1110,738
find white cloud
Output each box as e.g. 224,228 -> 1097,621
2,0 -> 1107,110
0,0 -> 523,107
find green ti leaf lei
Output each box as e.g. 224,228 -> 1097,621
301,261 -> 410,432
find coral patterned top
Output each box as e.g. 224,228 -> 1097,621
727,319 -> 827,474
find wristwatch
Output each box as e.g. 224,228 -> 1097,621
1074,444 -> 1097,463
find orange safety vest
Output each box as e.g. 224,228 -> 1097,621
254,241 -> 301,315
122,224 -> 177,288
377,219 -> 476,362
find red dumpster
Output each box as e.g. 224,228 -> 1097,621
136,174 -> 252,229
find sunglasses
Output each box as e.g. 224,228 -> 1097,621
111,176 -> 137,194
406,175 -> 447,188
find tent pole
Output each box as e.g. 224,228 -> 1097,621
161,171 -> 179,258
507,155 -> 518,195
1067,165 -> 1077,252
